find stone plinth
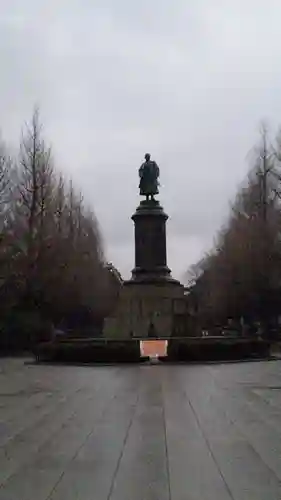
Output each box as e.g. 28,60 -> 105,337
103,280 -> 187,339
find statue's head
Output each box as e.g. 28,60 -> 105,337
145,153 -> 151,161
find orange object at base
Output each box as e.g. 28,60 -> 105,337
140,340 -> 167,357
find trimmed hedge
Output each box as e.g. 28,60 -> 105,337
33,339 -> 143,363
166,338 -> 271,362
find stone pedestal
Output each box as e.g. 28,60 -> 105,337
103,198 -> 188,339
131,199 -> 173,283
103,281 -> 186,338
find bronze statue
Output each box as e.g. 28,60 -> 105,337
139,153 -> 160,200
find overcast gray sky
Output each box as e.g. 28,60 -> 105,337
1,0 -> 281,280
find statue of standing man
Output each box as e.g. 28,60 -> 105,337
139,153 -> 160,200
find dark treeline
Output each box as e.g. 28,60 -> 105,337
186,125 -> 281,336
0,109 -> 118,351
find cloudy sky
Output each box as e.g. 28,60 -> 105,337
1,0 -> 281,280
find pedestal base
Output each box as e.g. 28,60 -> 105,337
129,269 -> 180,285
103,280 -> 186,339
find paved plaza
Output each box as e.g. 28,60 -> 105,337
1,358 -> 281,499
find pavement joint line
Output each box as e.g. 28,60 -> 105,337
0,377 -> 121,490
0,392 -> 87,488
185,391 -> 235,500
216,388 -> 281,484
187,366 -> 281,495
161,372 -> 172,500
2,361 -> 281,499
45,386 -> 125,500
107,374 -> 141,500
205,367 -> 281,483
0,385 -> 84,448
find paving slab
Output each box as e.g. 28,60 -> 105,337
1,359 -> 281,499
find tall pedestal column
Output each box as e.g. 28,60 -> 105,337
130,199 -> 177,284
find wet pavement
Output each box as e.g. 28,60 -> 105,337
1,358 -> 281,499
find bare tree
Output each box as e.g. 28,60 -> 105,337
0,135 -> 14,233
188,125 -> 281,331
0,107 -> 117,348
14,108 -> 55,308
184,255 -> 212,287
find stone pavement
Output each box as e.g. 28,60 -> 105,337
1,359 -> 281,499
